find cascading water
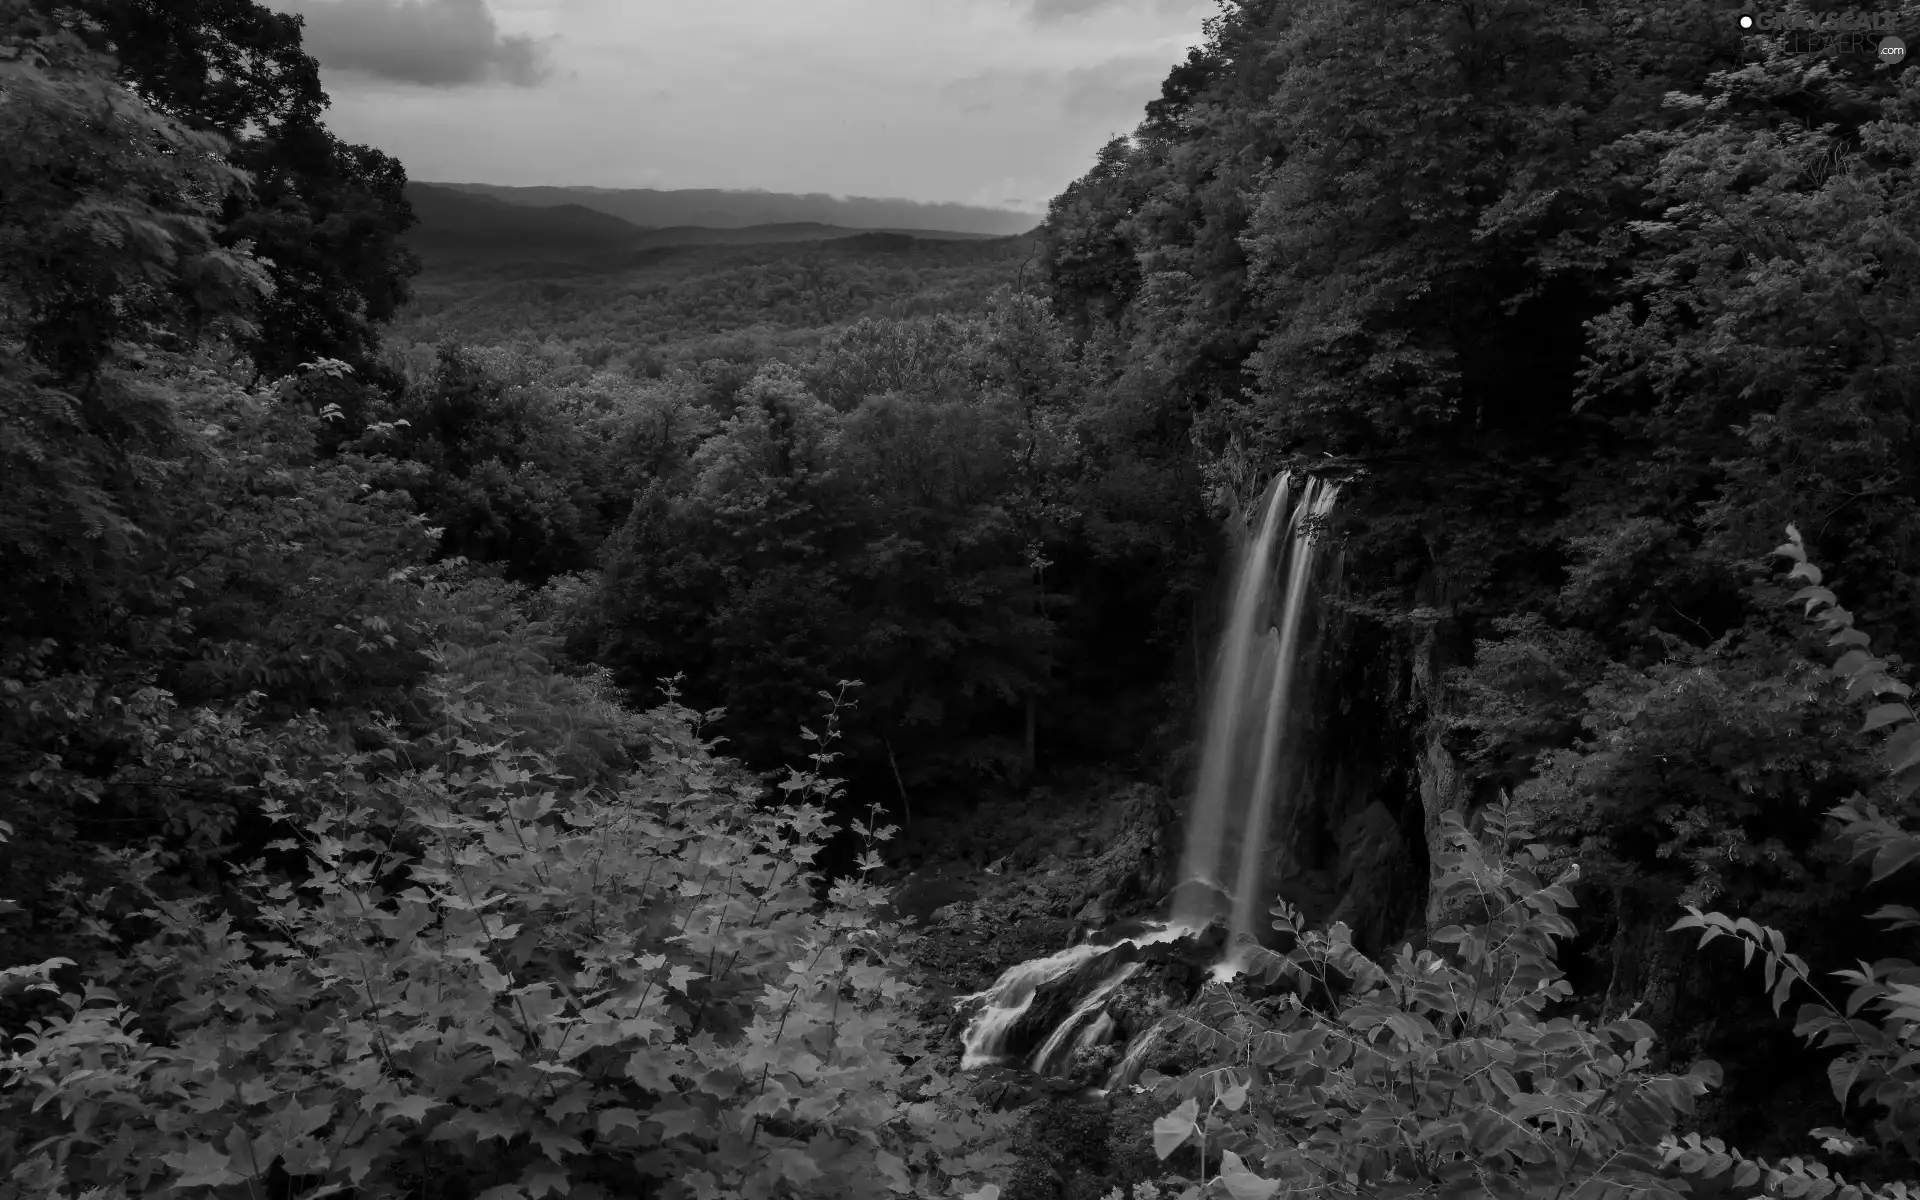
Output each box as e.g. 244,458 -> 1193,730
1027,962 -> 1140,1075
955,924 -> 1190,1072
954,471 -> 1339,1085
1177,471 -> 1338,956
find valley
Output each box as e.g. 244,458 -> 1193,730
4,1 -> 1920,1198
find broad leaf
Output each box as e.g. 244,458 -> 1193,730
1154,1098 -> 1199,1160
1218,1150 -> 1281,1200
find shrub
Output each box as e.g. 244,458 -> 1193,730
1674,525 -> 1920,1170
0,673 -> 1014,1199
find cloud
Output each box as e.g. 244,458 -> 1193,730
939,68 -> 1044,115
1022,0 -> 1211,25
279,0 -> 552,87
940,55 -> 1167,120
960,177 -> 1053,214
1060,54 -> 1167,117
302,0 -> 1213,212
1027,0 -> 1116,20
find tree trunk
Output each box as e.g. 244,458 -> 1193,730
885,737 -> 911,826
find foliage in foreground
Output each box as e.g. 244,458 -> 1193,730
1676,526 -> 1920,1166
0,14 -> 1016,1196
0,676 -> 1014,1199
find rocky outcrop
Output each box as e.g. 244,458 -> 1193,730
1406,600 -> 1470,833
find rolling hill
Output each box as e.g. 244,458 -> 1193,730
423,182 -> 1040,237
403,184 -> 644,261
403,183 -> 1008,269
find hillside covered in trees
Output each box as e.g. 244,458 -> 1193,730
421,181 -> 1039,238
387,229 -> 1039,378
5,0 -> 1920,1198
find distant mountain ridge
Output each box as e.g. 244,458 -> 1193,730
619,222 -> 1004,248
402,183 -> 1014,269
426,182 -> 1040,237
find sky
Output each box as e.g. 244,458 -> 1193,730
264,0 -> 1219,215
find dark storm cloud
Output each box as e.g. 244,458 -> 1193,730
281,0 -> 552,87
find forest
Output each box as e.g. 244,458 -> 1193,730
2,0 -> 1920,1197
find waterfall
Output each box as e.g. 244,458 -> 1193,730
953,470 -> 1337,1084
1174,471 -> 1337,954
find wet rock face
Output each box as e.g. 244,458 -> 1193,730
1223,597 -> 1439,958
1326,800 -> 1420,952
1130,927 -> 1224,992
1402,597 -> 1471,906
1017,944 -> 1140,1055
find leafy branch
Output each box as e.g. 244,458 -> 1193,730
1669,524 -> 1920,1166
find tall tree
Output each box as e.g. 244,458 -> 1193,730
51,0 -> 420,379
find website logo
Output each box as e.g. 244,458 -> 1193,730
1736,8 -> 1896,29
1734,9 -> 1905,59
